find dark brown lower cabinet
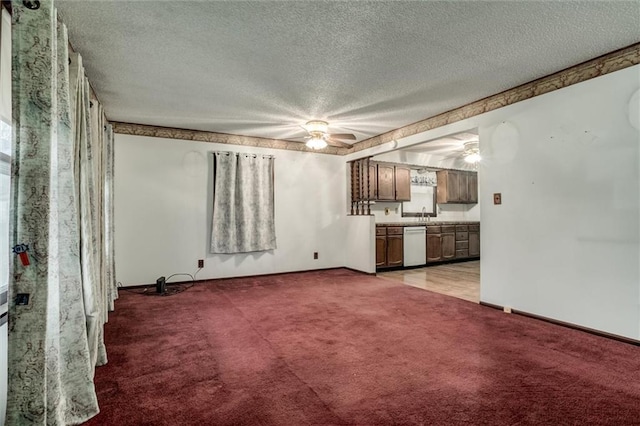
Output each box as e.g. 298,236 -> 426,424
441,225 -> 456,260
426,233 -> 442,263
469,224 -> 480,257
386,234 -> 404,267
376,227 -> 404,269
455,225 -> 469,258
378,223 -> 477,270
426,225 -> 456,262
376,235 -> 387,267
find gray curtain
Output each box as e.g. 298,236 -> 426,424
210,152 -> 276,253
8,3 -> 99,424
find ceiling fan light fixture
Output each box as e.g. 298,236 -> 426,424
300,119 -> 355,149
305,120 -> 329,134
464,152 -> 481,163
306,136 -> 327,150
462,140 -> 480,163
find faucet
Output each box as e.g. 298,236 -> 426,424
421,206 -> 427,223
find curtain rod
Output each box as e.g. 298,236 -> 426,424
213,151 -> 275,159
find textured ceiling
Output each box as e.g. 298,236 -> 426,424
56,1 -> 640,148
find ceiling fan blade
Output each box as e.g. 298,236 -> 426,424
441,152 -> 463,159
328,133 -> 356,140
326,137 -> 354,149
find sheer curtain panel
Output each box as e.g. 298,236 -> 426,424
210,152 -> 276,253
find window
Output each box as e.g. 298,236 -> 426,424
0,5 -> 10,304
0,120 -> 9,301
0,6 -> 10,425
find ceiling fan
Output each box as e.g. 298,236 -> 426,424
443,140 -> 481,164
302,120 -> 356,149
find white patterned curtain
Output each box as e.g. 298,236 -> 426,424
8,3 -> 99,424
210,152 -> 276,253
104,124 -> 117,312
71,52 -> 109,372
8,2 -> 117,424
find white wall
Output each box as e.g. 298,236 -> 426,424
114,135 -> 347,285
479,66 -> 639,340
345,215 -> 375,273
348,66 -> 640,340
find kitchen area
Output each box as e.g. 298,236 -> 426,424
349,131 -> 481,302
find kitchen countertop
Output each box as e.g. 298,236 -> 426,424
376,221 -> 479,226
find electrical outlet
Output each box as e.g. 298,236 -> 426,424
198,259 -> 204,268
493,193 -> 502,205
503,306 -> 512,314
313,252 -> 318,260
15,293 -> 30,305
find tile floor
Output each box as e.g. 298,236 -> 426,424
377,260 -> 480,303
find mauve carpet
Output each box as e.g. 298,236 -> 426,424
84,269 -> 640,425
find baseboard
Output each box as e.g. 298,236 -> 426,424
479,300 -> 640,347
119,266 -> 364,288
478,301 -> 503,311
345,267 -> 376,276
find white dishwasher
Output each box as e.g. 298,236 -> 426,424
403,226 -> 426,267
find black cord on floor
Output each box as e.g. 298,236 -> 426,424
117,268 -> 202,297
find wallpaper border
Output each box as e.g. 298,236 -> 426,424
113,43 -> 639,156
111,122 -> 344,156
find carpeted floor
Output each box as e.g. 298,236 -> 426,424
84,269 -> 640,425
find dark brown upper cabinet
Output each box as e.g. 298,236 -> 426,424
371,162 -> 411,202
376,164 -> 396,200
394,166 -> 411,201
436,170 -> 478,204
